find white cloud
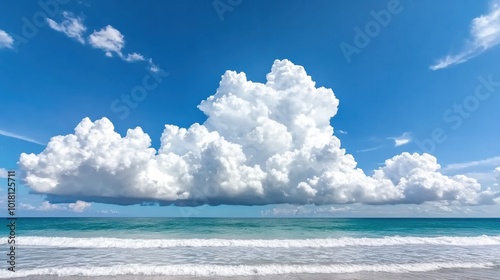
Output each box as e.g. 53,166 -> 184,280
148,58 -> 160,72
261,205 -> 353,216
47,11 -> 86,44
101,210 -> 119,214
45,11 -> 160,69
19,60 -> 499,207
431,1 -> 500,70
356,146 -> 383,153
20,203 -> 36,210
0,129 -> 45,145
0,168 -> 7,178
464,172 -> 497,186
0,29 -> 14,49
123,52 -> 145,62
22,201 -> 91,212
68,200 -> 91,212
88,25 -> 124,55
88,25 -> 146,63
442,156 -> 500,173
338,130 -> 348,134
388,132 -> 412,147
39,201 -> 63,211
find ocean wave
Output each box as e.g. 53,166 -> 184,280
0,262 -> 494,278
5,235 -> 500,248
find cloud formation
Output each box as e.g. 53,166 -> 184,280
39,201 -> 63,211
431,1 -> 500,70
20,203 -> 36,210
0,129 -> 45,145
68,200 -> 91,212
47,12 -> 86,44
19,60 -> 500,206
389,132 -> 412,147
0,168 -> 7,178
46,11 -> 157,71
442,156 -> 500,173
261,205 -> 352,216
88,25 -> 125,57
21,200 -> 91,212
88,25 -> 146,63
0,29 -> 14,49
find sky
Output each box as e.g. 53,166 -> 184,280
1,0 -> 500,217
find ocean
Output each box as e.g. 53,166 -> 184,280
1,218 -> 500,279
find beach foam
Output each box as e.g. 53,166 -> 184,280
6,235 -> 500,248
0,262 -> 495,278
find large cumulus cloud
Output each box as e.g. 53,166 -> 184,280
19,60 -> 500,206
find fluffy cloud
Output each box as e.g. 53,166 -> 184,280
46,11 -> 158,71
88,25 -> 124,56
0,29 -> 14,49
123,52 -> 145,62
19,60 -> 500,206
495,167 -> 500,183
431,1 -> 500,70
68,200 -> 91,212
21,200 -> 91,212
88,25 -> 146,63
39,201 -> 63,211
47,12 -> 86,44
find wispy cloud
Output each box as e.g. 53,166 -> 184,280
0,168 -> 7,178
100,209 -> 119,214
23,200 -> 91,213
0,129 -> 45,145
39,201 -> 63,211
0,29 -> 14,49
442,156 -> 500,173
356,146 -> 383,153
430,1 -> 500,70
47,11 -> 86,44
260,206 -> 352,216
338,129 -> 348,134
46,11 -> 160,72
463,171 -> 497,186
20,203 -> 36,210
388,132 -> 412,147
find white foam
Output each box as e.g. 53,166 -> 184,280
0,262 -> 494,278
6,235 -> 500,248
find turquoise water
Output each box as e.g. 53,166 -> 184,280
8,217 -> 500,238
2,218 -> 500,279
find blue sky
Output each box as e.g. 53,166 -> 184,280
1,0 -> 500,217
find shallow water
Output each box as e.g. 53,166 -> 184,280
2,218 -> 499,279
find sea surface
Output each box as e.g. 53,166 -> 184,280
1,218 -> 500,279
